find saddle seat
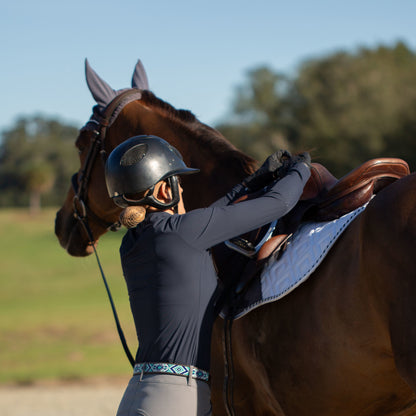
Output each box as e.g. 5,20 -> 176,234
256,157 -> 410,262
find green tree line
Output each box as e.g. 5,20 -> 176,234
217,41 -> 416,176
0,117 -> 79,211
1,41 -> 415,210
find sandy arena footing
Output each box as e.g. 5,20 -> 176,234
0,378 -> 129,416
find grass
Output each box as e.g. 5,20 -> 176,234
0,208 -> 136,384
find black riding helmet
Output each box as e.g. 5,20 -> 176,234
105,135 -> 199,210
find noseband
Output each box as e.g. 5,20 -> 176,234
72,89 -> 143,239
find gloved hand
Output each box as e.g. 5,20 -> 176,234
243,149 -> 292,192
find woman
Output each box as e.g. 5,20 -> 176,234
105,135 -> 311,416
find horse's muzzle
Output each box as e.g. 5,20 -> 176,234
54,208 -> 95,257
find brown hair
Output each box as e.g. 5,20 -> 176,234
118,181 -> 168,228
119,206 -> 147,228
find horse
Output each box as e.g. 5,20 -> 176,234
55,60 -> 416,416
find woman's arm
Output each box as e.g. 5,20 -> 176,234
174,162 -> 310,250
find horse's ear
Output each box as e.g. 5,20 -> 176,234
131,59 -> 149,90
85,58 -> 117,108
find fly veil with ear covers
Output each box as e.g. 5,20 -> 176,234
105,135 -> 199,210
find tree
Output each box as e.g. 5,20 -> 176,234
23,160 -> 55,214
217,42 -> 416,176
0,116 -> 80,209
216,66 -> 294,161
291,41 -> 416,175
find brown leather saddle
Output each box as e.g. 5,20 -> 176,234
219,158 -> 409,296
257,157 -> 410,261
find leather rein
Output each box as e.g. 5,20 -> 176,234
71,89 -> 143,368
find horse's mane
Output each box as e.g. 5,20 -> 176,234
139,90 -> 258,175
140,90 -> 198,123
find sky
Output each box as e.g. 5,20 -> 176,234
1,0 -> 416,133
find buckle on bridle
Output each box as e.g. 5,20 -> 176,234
72,194 -> 87,220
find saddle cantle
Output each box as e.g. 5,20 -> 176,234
303,157 -> 410,220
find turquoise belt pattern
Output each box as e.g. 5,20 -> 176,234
133,362 -> 210,382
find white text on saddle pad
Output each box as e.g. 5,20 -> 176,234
260,204 -> 367,305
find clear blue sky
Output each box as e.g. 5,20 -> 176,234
2,0 -> 415,133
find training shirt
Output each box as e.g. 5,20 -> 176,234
119,162 -> 310,371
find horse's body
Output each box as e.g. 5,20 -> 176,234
55,61 -> 416,415
212,175 -> 416,415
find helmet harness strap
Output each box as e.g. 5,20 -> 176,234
114,175 -> 181,211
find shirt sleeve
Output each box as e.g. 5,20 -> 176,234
208,183 -> 247,208
170,162 -> 311,250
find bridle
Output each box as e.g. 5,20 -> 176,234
71,88 -> 143,368
71,89 -> 143,237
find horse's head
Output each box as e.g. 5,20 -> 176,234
55,59 -> 257,257
55,59 -> 150,256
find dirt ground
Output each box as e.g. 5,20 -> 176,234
0,377 -> 129,416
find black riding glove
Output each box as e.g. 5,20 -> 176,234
243,149 -> 292,192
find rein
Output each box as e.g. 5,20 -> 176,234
72,89 -> 143,368
76,218 -> 135,368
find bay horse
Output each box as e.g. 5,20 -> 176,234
55,60 -> 416,416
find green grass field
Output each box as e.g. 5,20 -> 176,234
0,208 -> 136,384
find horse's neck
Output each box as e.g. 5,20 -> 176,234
183,146 -> 256,209
176,128 -> 257,207
116,101 -> 257,209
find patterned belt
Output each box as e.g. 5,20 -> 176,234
133,362 -> 210,382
